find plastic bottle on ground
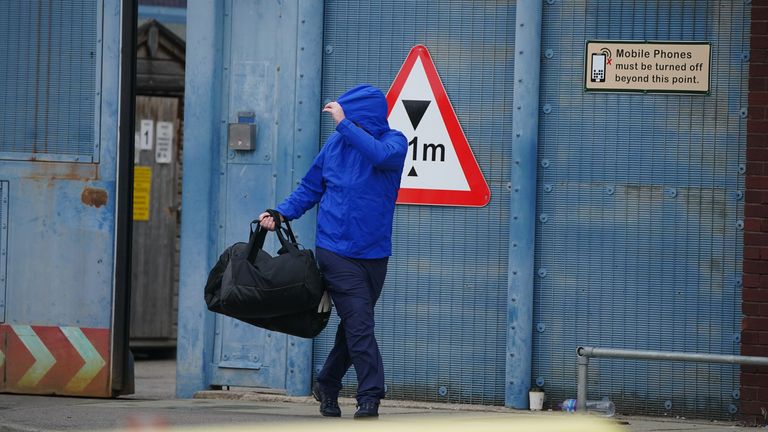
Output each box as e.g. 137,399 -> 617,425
559,399 -> 615,417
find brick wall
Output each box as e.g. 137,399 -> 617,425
741,3 -> 768,422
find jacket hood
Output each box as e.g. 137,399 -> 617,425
337,84 -> 390,138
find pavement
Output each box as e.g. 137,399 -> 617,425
0,356 -> 759,432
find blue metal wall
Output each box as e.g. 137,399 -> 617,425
533,1 -> 748,419
316,0 -> 516,405
0,0 -> 120,329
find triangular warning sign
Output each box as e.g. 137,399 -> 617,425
386,45 -> 490,207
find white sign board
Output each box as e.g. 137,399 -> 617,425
155,121 -> 173,164
139,119 -> 154,150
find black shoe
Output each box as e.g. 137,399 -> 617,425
354,401 -> 379,419
312,383 -> 341,417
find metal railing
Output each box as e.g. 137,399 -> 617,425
576,346 -> 768,412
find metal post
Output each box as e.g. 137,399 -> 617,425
506,0 -> 543,409
176,0 -> 224,398
577,354 -> 589,412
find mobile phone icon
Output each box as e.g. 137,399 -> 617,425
591,53 -> 606,82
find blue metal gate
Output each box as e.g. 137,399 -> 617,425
176,0 -> 324,397
533,1 -> 748,419
0,0 -> 130,397
317,0 -> 517,405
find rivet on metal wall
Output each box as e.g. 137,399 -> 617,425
228,151 -> 235,159
736,220 -> 744,230
542,104 -> 552,114
742,51 -> 750,61
664,400 -> 672,410
506,182 -> 513,191
605,185 -> 615,195
539,214 -> 549,223
438,386 -> 448,396
544,184 -> 553,193
536,377 -> 545,387
732,191 -> 744,201
735,277 -> 743,288
738,164 -> 746,175
732,389 -> 741,400
545,49 -> 554,59
733,333 -> 741,343
740,108 -> 748,119
664,188 -> 677,198
325,45 -> 334,54
536,323 -> 546,333
223,354 -> 229,360
728,404 -> 738,414
538,268 -> 547,278
541,159 -> 550,168
264,153 -> 271,161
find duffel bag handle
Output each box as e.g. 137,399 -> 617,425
258,209 -> 300,251
265,209 -> 298,244
246,210 -> 301,263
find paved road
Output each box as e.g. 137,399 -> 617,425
0,358 -> 756,432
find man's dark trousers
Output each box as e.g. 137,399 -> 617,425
315,247 -> 388,404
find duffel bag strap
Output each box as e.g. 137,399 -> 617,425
247,220 -> 269,263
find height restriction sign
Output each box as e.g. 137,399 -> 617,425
386,45 -> 490,207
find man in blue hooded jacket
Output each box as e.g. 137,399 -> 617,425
259,84 -> 407,419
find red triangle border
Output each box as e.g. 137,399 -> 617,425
386,45 -> 490,207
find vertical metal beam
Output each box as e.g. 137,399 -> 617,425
176,0 -> 224,398
111,0 -> 137,396
283,0 -> 324,397
506,0 -> 543,409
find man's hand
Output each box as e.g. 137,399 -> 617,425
322,101 -> 345,124
258,212 -> 283,231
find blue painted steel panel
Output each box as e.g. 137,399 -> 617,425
177,0 -> 323,397
0,0 -> 100,162
533,0 -> 747,420
0,0 -> 120,330
317,0 -> 516,405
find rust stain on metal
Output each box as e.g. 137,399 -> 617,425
81,187 -> 108,208
23,162 -> 100,183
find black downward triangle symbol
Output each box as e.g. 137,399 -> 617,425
402,100 -> 431,130
407,166 -> 418,177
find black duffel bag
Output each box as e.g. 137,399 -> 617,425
204,210 -> 331,338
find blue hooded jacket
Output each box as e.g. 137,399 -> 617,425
276,85 -> 408,259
